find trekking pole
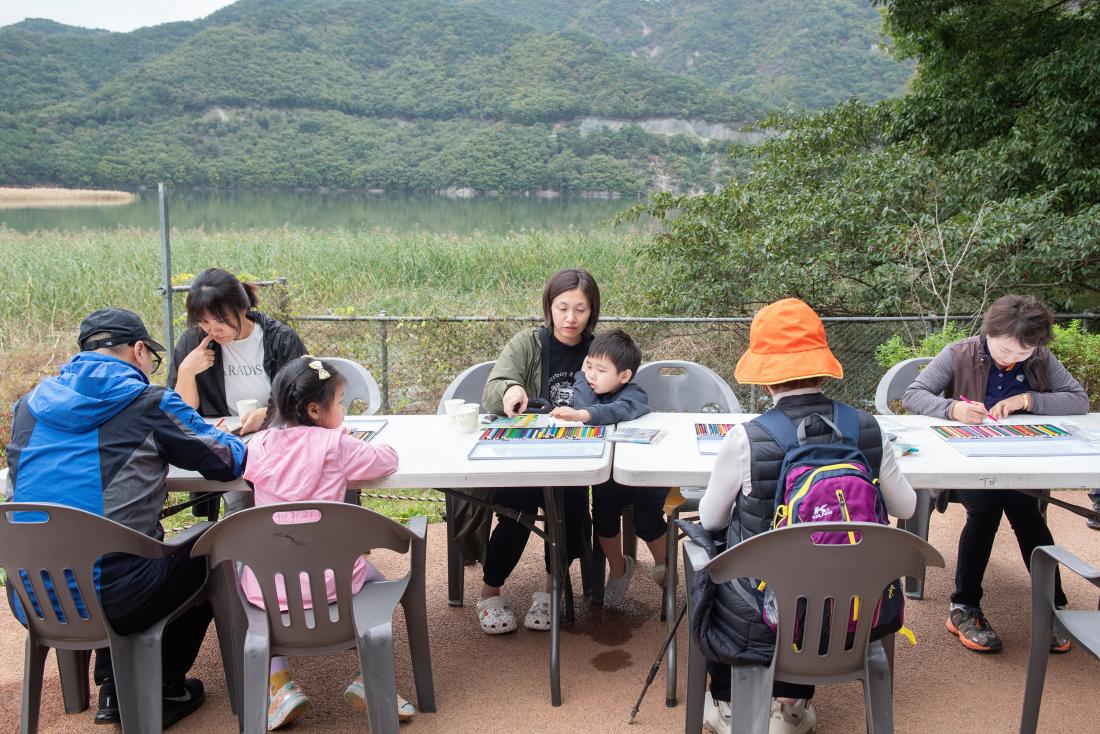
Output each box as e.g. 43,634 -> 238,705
628,600 -> 688,723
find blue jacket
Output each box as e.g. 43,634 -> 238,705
571,371 -> 651,425
6,352 -> 246,540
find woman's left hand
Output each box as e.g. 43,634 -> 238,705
239,407 -> 267,435
989,393 -> 1029,420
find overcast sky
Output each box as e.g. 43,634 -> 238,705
0,1 -> 237,33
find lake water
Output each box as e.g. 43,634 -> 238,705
0,191 -> 640,233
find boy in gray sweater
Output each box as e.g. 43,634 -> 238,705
551,329 -> 664,607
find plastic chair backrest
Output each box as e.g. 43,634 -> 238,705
874,357 -> 932,415
704,522 -> 943,683
191,501 -> 416,650
634,360 -> 741,413
0,503 -> 168,647
323,357 -> 382,415
437,361 -> 495,413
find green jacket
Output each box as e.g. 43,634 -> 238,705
481,327 -> 544,414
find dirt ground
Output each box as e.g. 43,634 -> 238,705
3,491 -> 1097,733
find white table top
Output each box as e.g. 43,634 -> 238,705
612,412 -> 1100,490
168,414 -> 612,493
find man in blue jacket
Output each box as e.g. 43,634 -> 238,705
5,308 -> 246,728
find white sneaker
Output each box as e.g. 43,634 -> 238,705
703,691 -> 732,733
603,556 -> 635,608
769,698 -> 817,734
651,563 -> 667,589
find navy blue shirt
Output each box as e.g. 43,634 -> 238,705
982,339 -> 1031,409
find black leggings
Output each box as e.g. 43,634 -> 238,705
481,486 -> 588,589
952,488 -> 1067,608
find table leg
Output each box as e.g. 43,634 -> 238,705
900,489 -> 931,599
444,492 -> 465,607
543,485 -> 564,707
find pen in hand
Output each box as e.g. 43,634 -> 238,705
958,395 -> 998,422
214,417 -> 226,429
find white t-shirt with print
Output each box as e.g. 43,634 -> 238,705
221,323 -> 270,415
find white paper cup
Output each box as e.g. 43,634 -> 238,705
456,404 -> 480,433
235,398 -> 259,417
444,398 -> 465,424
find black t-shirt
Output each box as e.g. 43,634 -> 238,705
545,334 -> 588,407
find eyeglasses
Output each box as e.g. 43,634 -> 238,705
149,349 -> 163,375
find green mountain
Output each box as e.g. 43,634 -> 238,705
453,0 -> 913,112
0,0 -> 910,194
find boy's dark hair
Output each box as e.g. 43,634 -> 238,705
265,357 -> 346,428
588,328 -> 642,377
185,268 -> 260,332
982,294 -> 1054,348
541,268 -> 600,336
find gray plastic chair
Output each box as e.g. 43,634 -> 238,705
0,503 -> 224,734
683,522 -> 944,734
323,357 -> 383,505
1020,545 -> 1100,734
437,361 -> 495,607
323,357 -> 382,415
191,501 -> 435,734
630,360 -> 741,706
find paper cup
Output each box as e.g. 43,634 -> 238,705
444,398 -> 465,424
235,398 -> 259,417
456,404 -> 480,433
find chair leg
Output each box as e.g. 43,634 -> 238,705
242,628 -> 272,734
1021,552 -> 1058,734
579,498 -> 594,600
109,627 -> 166,734
209,562 -> 245,721
622,506 -> 638,560
730,665 -> 772,734
684,634 -> 707,734
357,624 -> 401,734
902,490 -> 932,599
589,534 -> 606,605
664,507 -> 680,705
403,530 -> 437,713
444,493 -> 465,608
56,648 -> 90,713
20,636 -> 48,734
864,640 -> 894,734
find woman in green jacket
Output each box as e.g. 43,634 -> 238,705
475,268 -> 600,635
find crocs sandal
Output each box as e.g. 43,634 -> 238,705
524,591 -> 552,631
476,595 -> 517,635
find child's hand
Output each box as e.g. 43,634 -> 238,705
550,406 -> 590,423
950,400 -> 987,425
179,334 -> 215,376
989,394 -> 1028,420
239,407 -> 267,435
502,385 -> 528,417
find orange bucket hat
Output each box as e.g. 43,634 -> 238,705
734,298 -> 843,385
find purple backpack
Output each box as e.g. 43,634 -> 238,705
753,402 -> 902,636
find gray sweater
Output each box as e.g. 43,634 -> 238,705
571,372 -> 651,425
902,338 -> 1089,419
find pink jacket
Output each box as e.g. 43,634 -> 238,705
241,425 -> 399,611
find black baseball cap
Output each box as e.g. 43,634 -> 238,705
78,308 -> 166,353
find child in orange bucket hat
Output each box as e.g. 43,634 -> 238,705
697,298 -> 917,734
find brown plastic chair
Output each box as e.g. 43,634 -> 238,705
191,501 -> 435,734
683,522 -> 944,734
0,502 -> 223,734
1020,545 -> 1100,734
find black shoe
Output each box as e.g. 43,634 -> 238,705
1087,501 -> 1100,530
95,681 -> 120,725
162,678 -> 205,729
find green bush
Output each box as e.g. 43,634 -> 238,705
874,322 -> 971,368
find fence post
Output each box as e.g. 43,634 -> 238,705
158,183 -> 174,375
379,312 -> 390,413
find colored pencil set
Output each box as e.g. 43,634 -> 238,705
695,423 -> 736,438
478,425 -> 606,442
932,423 -> 1070,440
348,429 -> 377,442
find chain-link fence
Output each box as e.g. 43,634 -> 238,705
287,313 -> 1096,415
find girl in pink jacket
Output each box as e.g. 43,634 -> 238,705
242,356 -> 413,729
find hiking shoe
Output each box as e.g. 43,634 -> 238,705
703,691 -> 731,733
1051,633 -> 1072,654
162,678 -> 205,729
946,607 -> 1003,653
94,680 -> 119,725
268,680 -> 311,730
769,698 -> 817,734
343,673 -> 416,721
603,556 -> 635,608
